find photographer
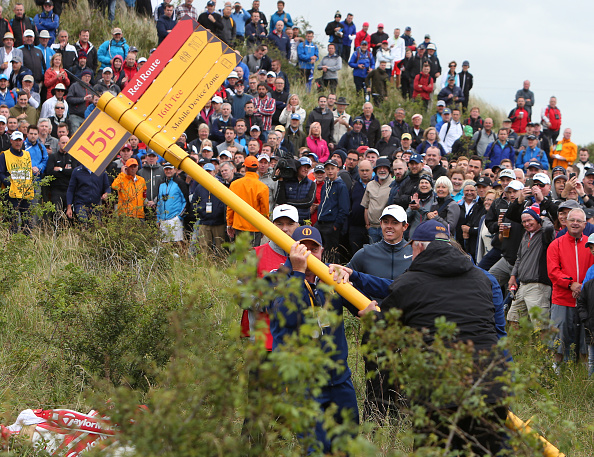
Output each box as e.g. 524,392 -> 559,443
273,152 -> 315,224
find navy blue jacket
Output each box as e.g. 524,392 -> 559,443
268,260 -> 358,386
192,182 -> 226,225
276,178 -> 315,223
66,165 -> 110,207
317,177 -> 350,231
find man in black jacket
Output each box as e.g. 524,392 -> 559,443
10,3 -> 38,48
306,95 -> 334,145
46,135 -> 79,210
391,152 -> 424,209
198,1 -> 224,39
459,61 -> 473,110
360,101 -> 381,147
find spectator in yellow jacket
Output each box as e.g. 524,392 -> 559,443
550,128 -> 577,170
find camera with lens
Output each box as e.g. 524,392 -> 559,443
272,152 -> 298,182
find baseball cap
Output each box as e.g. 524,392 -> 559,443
146,150 -> 157,156
380,204 -> 407,223
362,22 -> 369,27
462,60 -> 470,66
244,156 -> 258,168
409,153 -> 424,163
476,176 -> 492,187
275,125 -> 285,132
505,180 -> 524,191
324,160 -> 339,168
360,40 -> 368,46
125,158 -> 138,167
258,69 -> 267,74
306,152 -> 319,162
298,156 -> 312,167
257,153 -> 270,162
266,71 -> 276,78
533,172 -> 551,185
203,163 -> 216,171
10,131 -> 23,140
211,95 -> 223,104
207,0 -> 215,5
290,113 -> 301,120
427,43 -> 436,50
586,208 -> 594,220
558,200 -> 580,211
425,34 -> 431,39
499,169 -> 515,179
11,55 -> 22,63
365,147 -> 379,156
250,125 -> 260,131
272,204 -> 299,223
292,225 -> 323,246
401,133 -> 412,140
436,100 -> 446,107
526,134 -> 537,140
121,143 -> 131,150
219,150 -> 232,159
443,108 -> 451,115
129,46 -> 139,53
0,115 -> 6,123
552,166 -> 566,175
202,145 -> 213,152
103,67 -> 113,74
0,74 -> 8,80
378,23 -> 384,28
353,117 -> 364,125
39,30 -> 50,39
23,30 -> 35,38
526,160 -> 542,169
162,162 -> 175,169
313,164 -> 325,173
585,168 -> 594,177
411,220 -> 449,242
22,75 -> 34,83
374,158 -> 391,170
586,234 -> 594,248
553,174 -> 568,183
112,27 -> 122,35
138,57 -> 147,64
405,26 -> 411,31
448,75 -> 456,81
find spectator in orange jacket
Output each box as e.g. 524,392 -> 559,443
550,128 -> 577,170
111,158 -> 147,219
226,155 -> 269,246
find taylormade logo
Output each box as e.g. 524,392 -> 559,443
61,414 -> 103,430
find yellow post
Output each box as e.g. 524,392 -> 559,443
97,92 -> 372,311
506,411 -> 565,457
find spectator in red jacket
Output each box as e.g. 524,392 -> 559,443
354,21 -> 370,48
547,208 -> 594,370
412,62 -> 433,108
541,96 -> 562,143
509,97 -> 529,134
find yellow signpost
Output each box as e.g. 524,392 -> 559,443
63,19 -> 565,457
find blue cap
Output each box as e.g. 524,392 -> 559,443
0,74 -> 8,80
298,156 -> 312,167
290,113 -> 301,120
408,152 -> 424,163
292,225 -> 323,246
203,163 -> 215,171
306,152 -> 319,162
411,220 -> 450,242
443,108 -> 451,115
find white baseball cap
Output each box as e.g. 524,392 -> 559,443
10,131 -> 24,140
505,180 -> 525,191
499,169 -> 515,180
219,150 -> 232,158
272,204 -> 299,223
257,153 -> 270,162
380,204 -> 407,223
533,172 -> 551,185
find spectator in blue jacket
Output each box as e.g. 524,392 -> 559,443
97,27 -> 129,69
231,2 -> 251,42
340,13 -> 356,61
34,1 -> 59,46
24,124 -> 48,177
348,40 -> 374,93
157,162 -> 187,244
270,1 -> 292,31
437,76 -> 464,108
297,30 -> 318,92
516,134 -> 549,171
484,129 -> 515,168
36,30 -> 54,70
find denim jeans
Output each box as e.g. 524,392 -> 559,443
368,226 -> 382,244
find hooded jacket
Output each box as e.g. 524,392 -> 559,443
97,37 -> 129,69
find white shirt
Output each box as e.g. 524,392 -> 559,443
439,120 -> 462,153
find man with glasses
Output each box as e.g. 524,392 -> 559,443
40,82 -> 68,118
548,208 -> 594,372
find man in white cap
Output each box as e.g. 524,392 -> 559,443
0,130 -> 34,232
19,29 -> 44,84
40,82 -> 68,118
93,67 -> 120,96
